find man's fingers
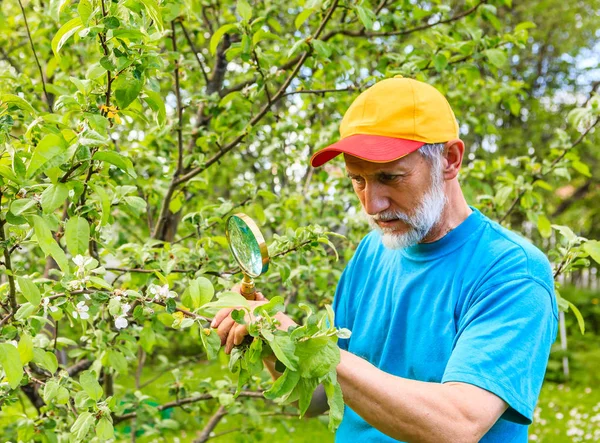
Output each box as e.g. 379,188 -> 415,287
233,324 -> 248,346
225,325 -> 238,354
231,283 -> 242,293
216,316 -> 236,346
211,307 -> 233,328
255,292 -> 267,301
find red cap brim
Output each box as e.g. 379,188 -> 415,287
310,134 -> 425,167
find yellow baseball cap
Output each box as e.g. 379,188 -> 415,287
310,76 -> 459,167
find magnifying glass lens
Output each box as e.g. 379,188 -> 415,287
227,216 -> 263,277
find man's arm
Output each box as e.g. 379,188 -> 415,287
335,349 -> 508,443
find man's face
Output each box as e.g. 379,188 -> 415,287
344,151 -> 447,249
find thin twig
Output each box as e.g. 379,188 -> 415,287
171,20 -> 184,176
499,116 -> 600,223
17,0 -> 53,113
194,406 -> 227,443
180,21 -> 210,85
0,218 -> 17,312
113,391 -> 264,424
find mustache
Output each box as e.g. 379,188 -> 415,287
368,210 -> 413,225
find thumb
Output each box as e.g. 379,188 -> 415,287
255,292 -> 268,301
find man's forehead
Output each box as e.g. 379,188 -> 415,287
343,153 -> 414,173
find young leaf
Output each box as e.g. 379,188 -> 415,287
65,216 -> 90,256
113,76 -> 143,110
567,301 -> 585,335
583,240 -> 600,265
210,24 -> 238,55
295,8 -> 314,29
31,215 -> 69,273
80,371 -> 103,401
41,183 -> 69,213
70,411 -> 95,440
0,344 -> 24,388
33,349 -> 58,374
200,328 -> 221,359
139,0 -> 164,31
16,277 -> 41,306
96,417 -> 114,439
236,0 -> 252,21
26,134 -> 68,178
267,335 -> 299,370
51,17 -> 84,58
92,151 -> 137,178
263,368 -> 300,400
18,333 -> 34,364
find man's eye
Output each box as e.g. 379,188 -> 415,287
351,176 -> 365,185
380,174 -> 401,182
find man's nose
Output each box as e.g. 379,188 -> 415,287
362,183 -> 390,216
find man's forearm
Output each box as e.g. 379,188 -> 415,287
336,350 -> 498,443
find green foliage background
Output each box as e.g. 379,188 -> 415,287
0,0 -> 599,441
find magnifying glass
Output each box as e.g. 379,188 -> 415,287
225,213 -> 269,300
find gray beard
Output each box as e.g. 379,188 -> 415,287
364,171 -> 448,250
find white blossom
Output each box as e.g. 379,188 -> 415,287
121,303 -> 131,315
114,316 -> 128,329
148,283 -> 176,301
72,301 -> 89,320
41,297 -> 58,314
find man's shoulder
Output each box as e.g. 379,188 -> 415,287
473,213 -> 553,293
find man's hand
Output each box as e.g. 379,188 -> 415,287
211,285 -> 298,355
211,287 -> 268,354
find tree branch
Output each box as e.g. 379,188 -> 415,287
0,218 -> 17,312
171,20 -> 184,177
113,391 -> 264,424
194,406 -> 227,443
66,359 -> 93,377
499,116 -> 600,223
17,0 -> 53,113
179,21 -> 210,85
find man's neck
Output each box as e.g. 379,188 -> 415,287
420,190 -> 472,244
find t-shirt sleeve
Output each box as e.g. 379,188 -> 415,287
442,277 -> 558,424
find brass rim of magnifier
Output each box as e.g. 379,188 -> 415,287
225,212 -> 269,277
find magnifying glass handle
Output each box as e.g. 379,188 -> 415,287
240,274 -> 256,300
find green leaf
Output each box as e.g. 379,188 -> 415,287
65,216 -> 90,256
571,160 -> 591,177
113,76 -> 143,110
26,134 -> 69,178
143,90 -> 166,126
236,0 -> 252,21
92,151 -> 137,178
295,8 -> 314,29
0,344 -> 24,389
267,335 -> 298,371
9,199 -> 37,216
78,0 -> 93,23
140,325 -> 156,353
18,333 -> 34,364
56,386 -> 69,404
287,39 -> 307,58
51,17 -> 84,58
70,411 -> 95,440
311,39 -> 332,58
1,94 -> 35,115
123,196 -> 147,215
43,379 -> 60,403
0,164 -> 18,183
295,337 -> 339,378
107,349 -> 128,374
567,301 -> 585,335
17,277 -> 41,306
355,5 -> 376,30
263,368 -> 300,400
15,302 -> 37,321
200,328 -> 221,359
41,183 -> 69,214
200,291 -> 250,313
323,372 -> 344,431
583,240 -> 600,265
484,48 -> 507,68
139,0 -> 164,31
210,24 -> 238,55
255,296 -> 284,317
537,215 -> 552,239
552,224 -> 577,243
297,376 -> 318,417
96,417 -> 114,439
433,53 -> 448,72
80,370 -> 103,401
33,349 -> 58,374
31,215 -> 69,273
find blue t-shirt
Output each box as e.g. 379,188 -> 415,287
333,207 -> 558,442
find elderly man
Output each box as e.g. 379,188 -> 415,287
212,77 -> 558,442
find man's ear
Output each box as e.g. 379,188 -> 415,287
443,139 -> 465,180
